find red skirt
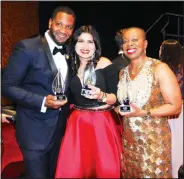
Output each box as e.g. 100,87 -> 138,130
55,108 -> 122,178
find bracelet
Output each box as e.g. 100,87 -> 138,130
98,92 -> 107,103
97,92 -> 104,102
102,93 -> 107,103
145,109 -> 151,120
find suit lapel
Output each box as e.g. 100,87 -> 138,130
64,57 -> 72,93
41,37 -> 58,80
42,36 -> 72,93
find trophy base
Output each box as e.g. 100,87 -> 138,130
120,104 -> 131,112
81,88 -> 91,98
56,94 -> 67,101
6,116 -> 16,124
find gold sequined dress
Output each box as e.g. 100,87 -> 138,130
117,58 -> 172,178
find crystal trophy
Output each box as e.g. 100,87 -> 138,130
120,77 -> 131,112
52,68 -> 67,101
81,62 -> 96,98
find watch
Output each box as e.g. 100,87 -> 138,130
102,93 -> 107,103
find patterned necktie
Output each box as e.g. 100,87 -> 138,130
53,46 -> 66,55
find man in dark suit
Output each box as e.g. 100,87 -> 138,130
113,29 -> 130,70
2,6 -> 76,178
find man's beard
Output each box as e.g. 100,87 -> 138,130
49,29 -> 65,46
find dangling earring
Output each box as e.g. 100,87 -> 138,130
91,52 -> 95,60
74,53 -> 77,65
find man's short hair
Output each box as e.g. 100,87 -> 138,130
51,6 -> 76,24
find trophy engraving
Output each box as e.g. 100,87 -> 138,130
52,68 -> 67,101
120,97 -> 131,112
81,62 -> 96,98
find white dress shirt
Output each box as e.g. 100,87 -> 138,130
41,30 -> 68,113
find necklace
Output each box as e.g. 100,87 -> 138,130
129,59 -> 146,75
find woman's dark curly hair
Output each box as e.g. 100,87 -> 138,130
114,29 -> 126,51
160,39 -> 183,73
69,25 -> 102,76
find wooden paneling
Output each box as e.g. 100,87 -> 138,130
2,1 -> 39,105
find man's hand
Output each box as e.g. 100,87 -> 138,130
45,95 -> 68,109
2,114 -> 12,123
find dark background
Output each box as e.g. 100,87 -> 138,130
39,1 -> 184,60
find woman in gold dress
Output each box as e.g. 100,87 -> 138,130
117,27 -> 182,178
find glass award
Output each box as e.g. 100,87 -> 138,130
120,77 -> 131,112
52,68 -> 67,101
81,62 -> 96,98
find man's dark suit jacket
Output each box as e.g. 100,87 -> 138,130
2,35 -> 72,150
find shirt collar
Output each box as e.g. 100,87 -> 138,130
45,30 -> 63,52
